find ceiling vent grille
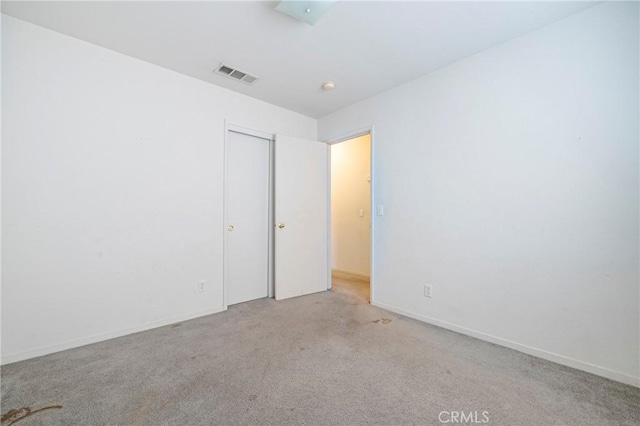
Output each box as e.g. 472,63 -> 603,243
214,63 -> 259,85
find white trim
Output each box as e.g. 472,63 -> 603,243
326,126 -> 373,146
227,123 -> 273,141
369,126 -> 376,304
223,122 -> 230,309
327,143 -> 333,290
1,306 -> 226,365
267,138 -> 275,299
372,300 -> 640,388
325,126 -> 375,303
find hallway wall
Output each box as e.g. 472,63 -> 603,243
331,135 -> 371,277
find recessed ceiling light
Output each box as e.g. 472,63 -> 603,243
322,81 -> 336,91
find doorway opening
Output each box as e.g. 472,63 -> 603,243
329,133 -> 371,303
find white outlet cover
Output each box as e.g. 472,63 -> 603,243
424,285 -> 432,298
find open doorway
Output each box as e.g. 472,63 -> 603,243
329,133 -> 371,303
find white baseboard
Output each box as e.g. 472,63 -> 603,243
1,306 -> 226,365
332,268 -> 370,281
372,300 -> 639,388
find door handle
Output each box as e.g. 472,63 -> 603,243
227,225 -> 235,231
277,223 -> 285,229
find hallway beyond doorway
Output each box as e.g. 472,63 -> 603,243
330,132 -> 371,300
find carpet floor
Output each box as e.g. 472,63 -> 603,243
1,284 -> 639,425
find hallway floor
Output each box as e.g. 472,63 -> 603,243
330,271 -> 370,303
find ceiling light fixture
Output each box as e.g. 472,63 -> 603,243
276,1 -> 337,26
322,81 -> 336,91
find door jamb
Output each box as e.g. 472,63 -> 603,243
325,126 -> 375,304
223,121 -> 276,310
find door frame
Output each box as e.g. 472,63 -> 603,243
223,121 -> 275,310
325,126 -> 375,303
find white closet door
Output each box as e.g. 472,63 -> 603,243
274,134 -> 328,300
225,130 -> 270,306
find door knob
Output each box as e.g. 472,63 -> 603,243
227,225 -> 235,231
277,223 -> 285,229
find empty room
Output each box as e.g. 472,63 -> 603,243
1,1 -> 638,425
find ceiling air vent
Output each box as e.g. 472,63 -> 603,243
214,63 -> 259,85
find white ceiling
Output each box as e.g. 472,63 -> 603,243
2,1 -> 599,118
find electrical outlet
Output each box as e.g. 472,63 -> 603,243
199,280 -> 206,292
424,284 -> 432,298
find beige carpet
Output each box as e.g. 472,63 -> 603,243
2,287 -> 639,425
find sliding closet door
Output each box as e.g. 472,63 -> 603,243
225,130 -> 270,305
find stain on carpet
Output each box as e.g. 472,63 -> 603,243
373,318 -> 392,324
1,405 -> 62,425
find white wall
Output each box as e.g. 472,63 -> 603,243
319,2 -> 639,386
331,135 -> 371,277
1,15 -> 316,363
